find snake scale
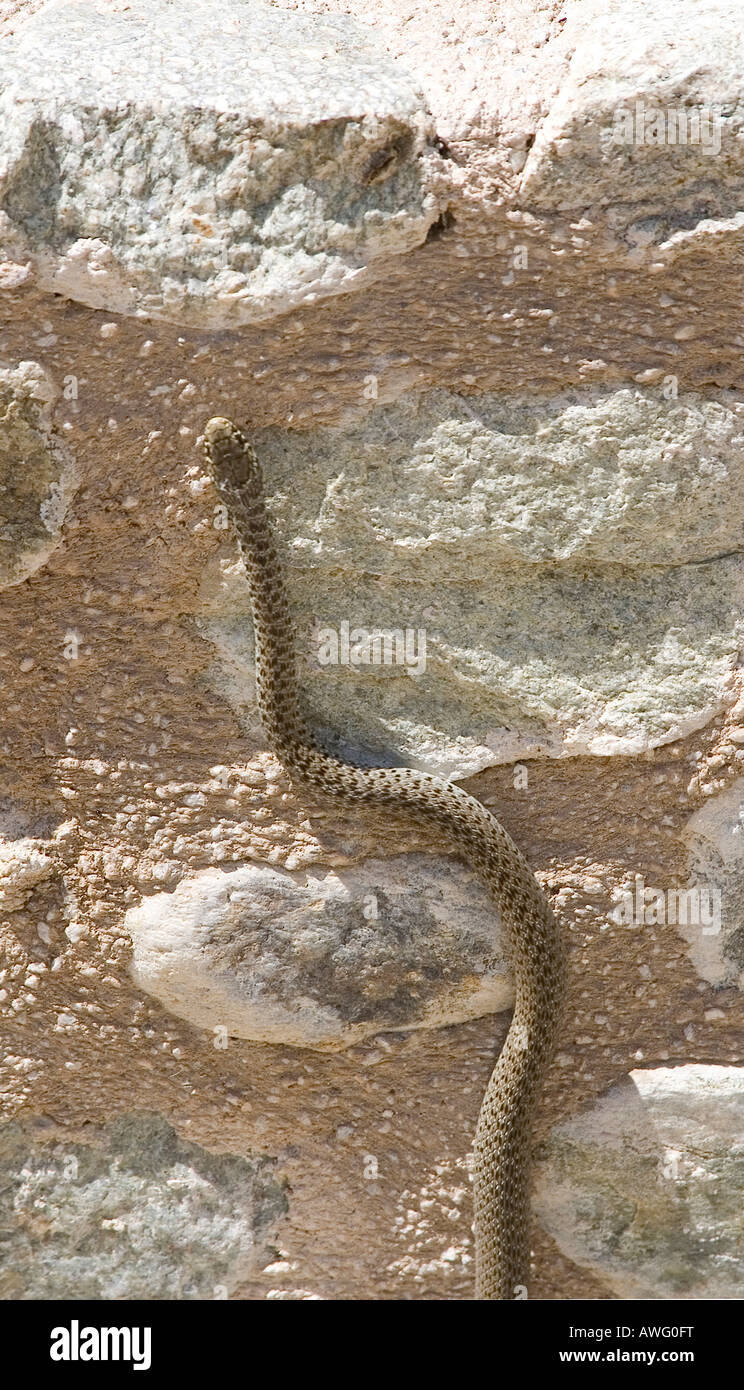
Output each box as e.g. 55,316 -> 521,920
203,416 -> 568,1300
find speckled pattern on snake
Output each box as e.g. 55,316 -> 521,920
202,415 -> 568,1301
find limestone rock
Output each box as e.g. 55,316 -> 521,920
0,360 -> 76,588
0,0 -> 447,327
0,1112 -> 287,1299
522,0 -> 744,259
681,778 -> 744,988
242,387 -> 744,573
534,1065 -> 744,1300
126,857 -> 510,1050
198,386 -> 744,774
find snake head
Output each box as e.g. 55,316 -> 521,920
203,416 -> 262,491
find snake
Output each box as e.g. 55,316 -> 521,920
202,415 -> 568,1300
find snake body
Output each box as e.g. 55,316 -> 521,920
203,416 -> 567,1300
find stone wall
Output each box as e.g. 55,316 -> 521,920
0,0 -> 742,1301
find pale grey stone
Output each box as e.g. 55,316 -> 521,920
0,360 -> 76,588
534,1066 -> 744,1300
244,387 -> 744,572
197,386 -> 744,775
0,0 -> 446,327
521,0 -> 744,257
0,1112 -> 287,1300
126,857 -> 510,1050
681,777 -> 744,989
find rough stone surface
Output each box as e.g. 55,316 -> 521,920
0,821 -> 83,1016
127,856 -> 510,1049
233,387 -> 744,573
0,359 -> 75,588
681,775 -> 744,989
0,1112 -> 287,1299
1,0 -> 744,1304
0,836 -> 54,911
522,0 -> 744,254
0,0 -> 447,327
534,1066 -> 744,1301
198,386 -> 744,773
